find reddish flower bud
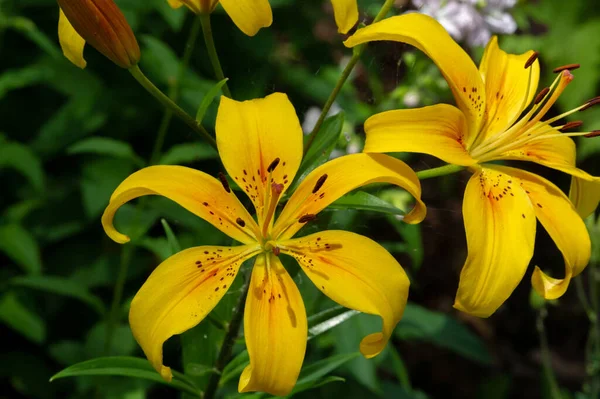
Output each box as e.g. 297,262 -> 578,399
58,0 -> 140,68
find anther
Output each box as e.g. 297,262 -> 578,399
584,130 -> 600,138
236,217 -> 245,227
267,158 -> 281,173
298,214 -> 317,223
553,63 -> 580,73
559,121 -> 583,132
534,87 -> 550,105
524,51 -> 539,69
272,183 -> 284,195
273,247 -> 281,256
312,174 -> 328,194
218,172 -> 230,193
581,97 -> 600,111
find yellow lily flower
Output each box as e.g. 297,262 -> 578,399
102,93 -> 426,395
344,13 -> 599,317
57,0 -> 140,69
167,0 -> 358,36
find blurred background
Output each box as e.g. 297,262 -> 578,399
1,0 -> 600,398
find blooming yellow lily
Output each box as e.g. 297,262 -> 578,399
57,0 -> 140,69
102,93 -> 426,395
344,13 -> 599,317
167,0 -> 358,36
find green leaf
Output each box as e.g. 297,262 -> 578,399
0,224 -> 42,274
5,16 -> 61,58
161,218 -> 182,254
11,275 -> 106,314
291,113 -> 344,191
159,143 -> 217,165
0,141 -> 45,192
0,63 -> 53,101
196,78 -> 229,123
296,353 -> 360,385
328,191 -> 405,216
0,293 -> 45,344
67,137 -> 144,166
308,309 -> 359,340
49,356 -> 201,396
282,376 -> 345,397
396,303 -> 492,365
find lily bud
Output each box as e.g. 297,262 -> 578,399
57,0 -> 140,69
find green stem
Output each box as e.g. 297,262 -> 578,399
199,13 -> 232,98
416,164 -> 464,180
128,64 -> 217,150
203,273 -> 251,399
303,0 -> 396,155
104,245 -> 132,354
150,16 -> 203,165
588,261 -> 600,397
536,307 -> 562,399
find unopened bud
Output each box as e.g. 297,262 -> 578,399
58,0 -> 140,68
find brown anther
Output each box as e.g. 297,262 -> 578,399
312,174 -> 328,194
524,51 -> 539,69
581,97 -> 600,111
584,130 -> 600,138
267,158 -> 281,173
272,247 -> 281,256
218,172 -> 230,193
298,214 -> 317,223
236,217 -> 245,227
559,121 -> 584,132
272,183 -> 284,195
553,63 -> 580,73
534,87 -> 550,104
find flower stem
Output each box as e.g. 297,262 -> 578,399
150,16 -> 203,165
416,164 -> 464,180
104,245 -> 132,354
203,272 -> 251,399
199,13 -> 232,98
303,0 -> 396,155
536,307 -> 563,399
128,64 -> 217,150
588,260 -> 600,397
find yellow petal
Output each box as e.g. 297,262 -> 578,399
477,36 -> 540,143
129,244 -> 260,381
279,230 -> 409,358
219,0 -> 272,36
58,8 -> 87,69
454,167 -> 536,317
497,167 -> 591,299
216,94 -> 303,229
499,131 -> 599,182
239,254 -> 307,396
570,177 -> 600,218
364,104 -> 477,166
344,13 -> 485,144
167,0 -> 185,9
101,165 -> 260,245
272,153 -> 426,240
331,0 -> 358,34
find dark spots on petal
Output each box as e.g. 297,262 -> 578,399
537,203 -> 543,208
218,172 -> 231,193
236,218 -> 246,227
522,214 -> 526,218
215,287 -> 219,292
203,202 -> 209,206
204,251 -> 209,254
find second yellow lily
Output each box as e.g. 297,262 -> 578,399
102,93 -> 426,395
345,13 -> 599,317
167,0 -> 359,35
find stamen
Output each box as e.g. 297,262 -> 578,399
298,214 -> 317,223
267,158 -> 280,173
236,217 -> 245,227
273,247 -> 281,256
553,63 -> 580,73
312,174 -> 328,194
218,172 -> 230,193
584,130 -> 600,138
524,51 -> 539,69
272,183 -> 284,195
559,121 -> 583,132
534,87 -> 550,105
581,97 -> 600,111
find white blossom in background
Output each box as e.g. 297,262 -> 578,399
411,0 -> 518,47
302,103 -> 342,134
